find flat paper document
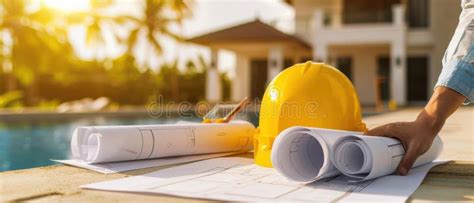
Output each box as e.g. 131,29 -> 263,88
271,126 -> 443,182
54,152 -> 237,174
71,121 -> 255,163
83,157 -> 444,202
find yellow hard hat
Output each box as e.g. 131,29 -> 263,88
255,61 -> 367,167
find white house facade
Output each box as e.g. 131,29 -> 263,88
188,0 -> 461,106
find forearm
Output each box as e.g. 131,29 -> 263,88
416,87 -> 466,134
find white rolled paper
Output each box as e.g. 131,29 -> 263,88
332,135 -> 443,181
71,121 -> 255,163
271,126 -> 363,182
271,126 -> 443,183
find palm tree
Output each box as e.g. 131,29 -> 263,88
125,0 -> 191,57
0,0 -> 192,105
66,0 -> 117,54
68,0 -> 191,61
95,0 -> 191,102
0,0 -> 74,105
70,0 -> 191,102
156,60 -> 180,102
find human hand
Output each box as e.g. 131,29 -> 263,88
363,112 -> 442,175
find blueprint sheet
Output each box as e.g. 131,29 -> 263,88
53,152 -> 237,174
271,126 -> 443,182
71,121 -> 254,163
82,157 -> 445,202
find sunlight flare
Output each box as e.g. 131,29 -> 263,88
41,0 -> 90,12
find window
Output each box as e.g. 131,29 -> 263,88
377,57 -> 391,101
408,0 -> 429,28
299,56 -> 312,63
343,0 -> 401,24
407,56 -> 428,101
336,57 -> 353,81
283,59 -> 294,70
250,59 -> 268,100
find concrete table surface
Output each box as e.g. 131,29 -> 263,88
1,107 -> 473,202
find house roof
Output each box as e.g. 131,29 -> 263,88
284,0 -> 293,6
187,19 -> 311,49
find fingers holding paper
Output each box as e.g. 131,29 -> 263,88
364,121 -> 437,175
272,126 -> 443,182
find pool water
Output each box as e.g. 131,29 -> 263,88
0,113 -> 259,172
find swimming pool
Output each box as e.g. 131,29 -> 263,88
0,112 -> 259,172
0,110 -> 377,172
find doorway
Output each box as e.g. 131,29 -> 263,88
336,57 -> 353,81
377,57 -> 391,101
250,59 -> 268,100
407,57 -> 428,102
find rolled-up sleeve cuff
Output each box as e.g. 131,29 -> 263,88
435,59 -> 474,104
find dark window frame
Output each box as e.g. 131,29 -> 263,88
407,0 -> 430,28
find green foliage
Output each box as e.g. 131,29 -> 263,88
0,0 -> 219,108
36,99 -> 61,110
124,0 -> 191,55
0,91 -> 24,109
221,72 -> 231,101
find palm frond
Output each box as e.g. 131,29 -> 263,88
85,21 -> 104,46
147,31 -> 162,54
90,0 -> 115,10
127,28 -> 140,53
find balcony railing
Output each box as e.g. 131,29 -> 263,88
343,11 -> 393,24
315,4 -> 405,28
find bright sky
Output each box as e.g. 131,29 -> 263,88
50,0 -> 294,76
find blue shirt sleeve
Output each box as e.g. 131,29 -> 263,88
435,45 -> 474,104
435,5 -> 473,104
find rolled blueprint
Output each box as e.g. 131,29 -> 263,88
71,121 -> 255,163
271,126 -> 443,183
271,126 -> 363,182
331,135 -> 443,181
